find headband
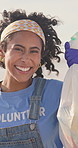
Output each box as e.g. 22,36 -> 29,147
1,19 -> 45,44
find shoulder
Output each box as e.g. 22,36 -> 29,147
35,78 -> 63,108
46,78 -> 63,86
34,77 -> 63,93
41,78 -> 63,90
45,78 -> 63,94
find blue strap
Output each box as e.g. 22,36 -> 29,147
29,78 -> 46,120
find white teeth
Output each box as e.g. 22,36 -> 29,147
16,66 -> 30,72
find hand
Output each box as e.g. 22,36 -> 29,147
65,42 -> 78,67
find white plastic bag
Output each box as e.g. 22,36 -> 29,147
57,64 -> 78,148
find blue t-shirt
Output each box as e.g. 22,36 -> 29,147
0,78 -> 63,148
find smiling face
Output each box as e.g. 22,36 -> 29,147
3,31 -> 42,85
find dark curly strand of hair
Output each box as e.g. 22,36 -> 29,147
0,9 -> 62,77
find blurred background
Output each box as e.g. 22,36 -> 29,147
0,0 -> 78,81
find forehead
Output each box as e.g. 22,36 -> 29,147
9,30 -> 42,43
6,30 -> 43,49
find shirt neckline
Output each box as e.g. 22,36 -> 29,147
0,78 -> 36,96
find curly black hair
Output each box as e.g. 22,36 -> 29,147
0,9 -> 62,77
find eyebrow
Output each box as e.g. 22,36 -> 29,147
30,46 -> 40,50
14,44 -> 25,49
14,44 -> 40,50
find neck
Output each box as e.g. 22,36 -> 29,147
1,78 -> 32,92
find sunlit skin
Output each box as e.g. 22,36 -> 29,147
0,31 -> 42,92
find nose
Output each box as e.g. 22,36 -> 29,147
21,51 -> 31,62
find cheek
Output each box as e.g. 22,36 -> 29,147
4,56 -> 11,69
34,54 -> 41,65
4,53 -> 15,69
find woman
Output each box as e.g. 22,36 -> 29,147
0,9 -> 63,148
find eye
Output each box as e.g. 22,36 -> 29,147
30,50 -> 39,53
14,48 -> 23,52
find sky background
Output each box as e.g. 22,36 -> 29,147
0,0 -> 78,81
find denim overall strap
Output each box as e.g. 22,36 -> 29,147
29,78 -> 46,120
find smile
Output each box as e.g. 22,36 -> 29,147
15,66 -> 31,72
